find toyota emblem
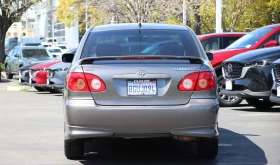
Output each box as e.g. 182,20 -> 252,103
136,70 -> 147,77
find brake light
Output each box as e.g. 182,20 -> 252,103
67,72 -> 106,92
178,72 -> 215,91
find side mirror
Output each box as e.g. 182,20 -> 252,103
206,52 -> 213,61
62,53 -> 74,63
264,40 -> 279,48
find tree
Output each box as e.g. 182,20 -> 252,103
57,0 -> 105,34
0,0 -> 40,63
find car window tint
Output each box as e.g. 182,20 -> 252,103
22,49 -> 52,58
222,36 -> 241,49
201,37 -> 220,51
81,30 -> 200,58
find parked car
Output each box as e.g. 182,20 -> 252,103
46,48 -> 77,92
56,44 -> 69,53
198,32 -> 247,51
208,24 -> 280,107
221,46 -> 280,109
62,23 -> 219,159
28,60 -> 62,92
270,59 -> 280,103
5,46 -> 54,79
5,37 -> 18,55
46,47 -> 63,59
19,61 -> 45,85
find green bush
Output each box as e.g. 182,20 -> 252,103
0,63 -> 5,71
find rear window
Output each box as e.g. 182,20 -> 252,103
25,43 -> 41,46
48,49 -> 62,53
59,46 -> 67,49
22,49 -> 52,58
81,30 -> 200,58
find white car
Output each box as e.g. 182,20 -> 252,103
56,45 -> 69,53
46,47 -> 63,59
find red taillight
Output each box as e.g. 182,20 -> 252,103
178,72 -> 215,91
67,72 -> 106,92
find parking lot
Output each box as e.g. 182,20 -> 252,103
0,78 -> 280,165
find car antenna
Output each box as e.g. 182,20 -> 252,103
138,22 -> 142,28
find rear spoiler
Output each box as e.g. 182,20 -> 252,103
78,56 -> 204,65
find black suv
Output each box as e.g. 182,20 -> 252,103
221,47 -> 280,109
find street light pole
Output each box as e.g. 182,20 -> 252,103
183,0 -> 186,26
216,0 -> 223,33
85,0 -> 88,31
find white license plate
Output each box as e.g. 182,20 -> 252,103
127,80 -> 157,96
18,71 -> 21,83
225,80 -> 232,90
277,86 -> 280,97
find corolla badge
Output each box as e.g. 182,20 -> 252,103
227,64 -> 233,73
174,67 -> 199,71
136,70 -> 147,77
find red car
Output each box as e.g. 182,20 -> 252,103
29,60 -> 62,92
198,32 -> 247,51
209,24 -> 280,106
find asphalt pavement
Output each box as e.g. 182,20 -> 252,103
0,78 -> 280,165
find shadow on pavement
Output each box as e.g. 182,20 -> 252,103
0,79 -> 12,83
231,107 -> 280,112
77,128 -> 267,165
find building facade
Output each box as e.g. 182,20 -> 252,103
6,9 -> 36,38
34,0 -> 79,49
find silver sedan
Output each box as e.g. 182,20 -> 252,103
62,23 -> 219,160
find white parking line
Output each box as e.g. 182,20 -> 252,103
239,113 -> 280,117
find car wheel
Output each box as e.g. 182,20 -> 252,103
64,139 -> 84,159
34,86 -> 46,92
217,75 -> 243,107
197,137 -> 218,159
246,98 -> 275,109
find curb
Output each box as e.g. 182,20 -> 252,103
7,85 -> 31,92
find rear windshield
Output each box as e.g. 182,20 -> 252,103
48,49 -> 62,53
25,43 -> 41,46
22,49 -> 52,58
81,30 -> 200,58
59,46 -> 67,49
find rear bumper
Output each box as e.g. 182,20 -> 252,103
64,99 -> 219,140
221,89 -> 270,98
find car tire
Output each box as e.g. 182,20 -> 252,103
217,75 -> 243,107
197,137 -> 218,159
246,98 -> 275,109
64,139 -> 84,160
34,86 -> 46,92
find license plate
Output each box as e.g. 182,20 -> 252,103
18,71 -> 21,83
127,80 -> 157,96
277,86 -> 280,97
225,80 -> 232,90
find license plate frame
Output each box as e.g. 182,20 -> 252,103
225,80 -> 233,90
277,86 -> 280,97
127,79 -> 157,96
